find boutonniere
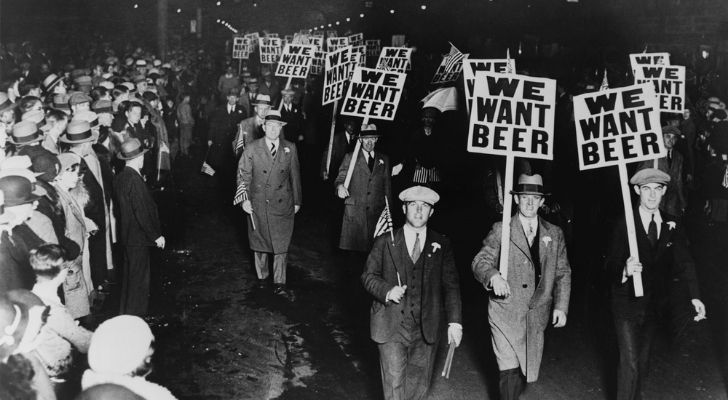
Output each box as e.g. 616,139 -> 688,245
667,221 -> 676,231
431,242 -> 441,253
378,159 -> 384,165
283,147 -> 290,154
542,236 -> 552,246
666,241 -> 673,248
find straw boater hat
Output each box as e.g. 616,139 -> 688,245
59,120 -> 95,144
117,138 -> 148,160
72,110 -> 100,129
92,100 -> 114,114
68,92 -> 92,107
510,174 -> 550,196
264,110 -> 287,126
8,120 -> 44,146
21,110 -> 50,132
253,94 -> 271,106
41,74 -> 64,94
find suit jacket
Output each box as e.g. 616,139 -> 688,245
0,225 -> 45,293
362,228 -> 462,345
472,216 -> 571,382
208,104 -> 246,169
113,167 -> 161,247
606,209 -> 699,320
237,138 -> 302,253
232,116 -> 265,159
280,103 -> 304,143
334,150 -> 392,251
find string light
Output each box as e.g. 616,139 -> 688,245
176,8 -> 181,13
216,1 -> 221,5
346,17 -> 350,22
335,21 -> 340,25
359,13 -> 365,17
420,4 -> 427,10
133,3 -> 138,8
389,9 -> 395,14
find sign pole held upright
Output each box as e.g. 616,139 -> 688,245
324,100 -> 339,179
618,162 -> 644,297
343,117 -> 367,189
498,155 -> 515,279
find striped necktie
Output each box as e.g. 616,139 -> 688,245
270,142 -> 276,158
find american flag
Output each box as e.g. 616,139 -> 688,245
442,43 -> 465,73
600,69 -> 609,91
234,124 -> 246,153
373,198 -> 393,239
201,162 -> 216,176
233,181 -> 248,205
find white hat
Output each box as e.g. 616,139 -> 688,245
88,315 -> 154,375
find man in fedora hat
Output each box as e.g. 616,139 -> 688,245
607,168 -> 705,400
472,173 -> 572,400
280,87 -> 304,143
335,124 -> 392,255
237,110 -> 302,296
114,138 -> 164,316
62,120 -> 112,292
238,77 -> 260,117
232,94 -> 271,159
362,185 -> 462,400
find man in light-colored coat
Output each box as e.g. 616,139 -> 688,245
238,110 -> 302,295
335,124 -> 392,253
472,174 -> 571,400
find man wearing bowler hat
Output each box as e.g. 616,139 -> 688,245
362,185 -> 462,400
472,173 -> 572,400
233,94 -> 271,159
607,168 -> 705,400
114,138 -> 164,316
237,110 -> 302,296
335,124 -> 392,254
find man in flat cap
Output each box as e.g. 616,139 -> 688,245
237,110 -> 302,297
607,168 -> 705,400
636,126 -> 687,218
472,173 -> 571,400
362,185 -> 462,400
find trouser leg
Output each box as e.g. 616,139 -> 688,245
499,367 -> 524,400
272,253 -> 287,284
614,317 -> 641,400
119,246 -> 150,316
404,335 -> 437,400
254,251 -> 269,280
378,341 -> 407,400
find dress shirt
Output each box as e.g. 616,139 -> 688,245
228,104 -> 235,114
265,137 -> 280,153
403,224 -> 426,257
638,206 -> 662,238
518,213 -> 538,245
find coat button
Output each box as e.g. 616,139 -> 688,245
263,170 -> 267,173
522,284 -> 528,288
401,310 -> 404,314
279,199 -> 282,202
367,192 -> 371,195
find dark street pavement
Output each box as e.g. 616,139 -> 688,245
141,150 -> 728,400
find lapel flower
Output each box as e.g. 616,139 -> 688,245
283,147 -> 290,154
431,242 -> 441,253
378,159 -> 384,165
542,236 -> 552,246
667,221 -> 676,231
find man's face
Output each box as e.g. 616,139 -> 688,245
283,94 -> 293,105
514,194 -> 544,219
98,113 -> 112,127
227,95 -> 238,106
136,81 -> 148,94
72,102 -> 90,114
53,81 -> 67,95
0,110 -> 15,125
634,183 -> 665,211
663,133 -> 677,150
47,117 -> 68,137
29,101 -> 43,112
422,112 -> 436,128
263,121 -> 283,140
360,136 -> 378,152
248,83 -> 259,93
127,106 -> 142,124
28,88 -> 41,98
683,109 -> 691,120
255,104 -> 270,118
344,122 -> 355,134
402,201 -> 433,229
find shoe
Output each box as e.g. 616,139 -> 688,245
273,284 -> 286,295
257,280 -> 269,289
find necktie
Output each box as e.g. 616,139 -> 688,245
527,221 -> 536,246
411,233 -> 421,263
270,142 -> 277,158
367,152 -> 375,171
648,214 -> 658,247
667,150 -> 672,168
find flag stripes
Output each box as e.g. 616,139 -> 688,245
373,200 -> 393,239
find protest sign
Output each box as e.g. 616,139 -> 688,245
312,31 -> 324,39
348,33 -> 364,46
326,30 -> 338,38
323,46 -> 353,105
431,45 -> 467,85
341,66 -> 407,121
266,32 -> 279,38
310,36 -> 324,51
292,33 -> 308,44
392,34 -> 406,47
351,45 -> 367,68
573,83 -> 665,170
463,58 -> 516,112
244,32 -> 259,41
572,82 -> 665,297
259,37 -> 282,64
232,36 -> 246,59
275,44 -> 316,78
633,64 -> 686,113
366,40 -> 381,57
310,51 -> 324,75
327,37 -> 349,52
629,52 -> 670,75
467,72 -> 556,160
376,47 -> 412,72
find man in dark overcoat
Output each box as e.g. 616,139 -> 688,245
113,138 -> 164,316
334,124 -> 392,253
472,174 -> 571,400
607,168 -> 705,400
238,110 -> 302,295
362,185 -> 462,400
